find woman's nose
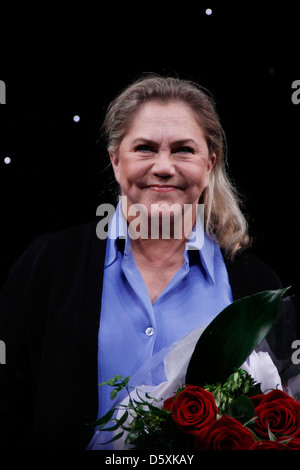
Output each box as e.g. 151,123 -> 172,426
151,151 -> 176,178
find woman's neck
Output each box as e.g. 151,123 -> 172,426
131,236 -> 187,271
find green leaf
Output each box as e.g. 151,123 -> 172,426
268,424 -> 277,441
277,438 -> 292,445
186,288 -> 289,386
243,416 -> 258,428
90,408 -> 115,428
99,374 -> 123,387
147,403 -> 170,417
123,376 -> 130,386
100,431 -> 124,445
98,411 -> 129,432
110,389 -> 118,400
225,395 -> 255,424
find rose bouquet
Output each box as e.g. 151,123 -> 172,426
91,287 -> 300,450
96,369 -> 300,450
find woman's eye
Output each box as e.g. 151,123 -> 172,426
134,144 -> 194,154
173,146 -> 195,154
135,144 -> 154,152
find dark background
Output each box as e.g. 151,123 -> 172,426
0,5 -> 299,304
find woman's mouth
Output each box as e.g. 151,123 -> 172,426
147,185 -> 180,192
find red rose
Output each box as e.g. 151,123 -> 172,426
250,440 -> 291,450
286,437 -> 300,449
163,385 -> 218,435
250,390 -> 300,440
250,437 -> 300,450
195,415 -> 255,450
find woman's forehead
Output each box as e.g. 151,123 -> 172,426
132,100 -> 198,120
125,100 -> 206,140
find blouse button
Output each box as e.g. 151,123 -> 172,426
145,327 -> 154,336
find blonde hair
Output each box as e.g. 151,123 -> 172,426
102,74 -> 251,259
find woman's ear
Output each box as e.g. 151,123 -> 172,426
208,153 -> 216,174
109,151 -> 120,184
203,153 -> 216,190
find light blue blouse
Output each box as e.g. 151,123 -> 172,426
89,201 -> 233,449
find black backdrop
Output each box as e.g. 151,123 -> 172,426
0,5 -> 299,304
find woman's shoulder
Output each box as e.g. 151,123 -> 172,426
232,250 -> 281,275
31,219 -> 98,246
3,221 -> 107,289
24,219 -> 106,257
223,249 -> 283,300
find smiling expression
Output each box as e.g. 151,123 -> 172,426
110,100 -> 216,227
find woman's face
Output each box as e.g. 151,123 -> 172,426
110,100 -> 215,231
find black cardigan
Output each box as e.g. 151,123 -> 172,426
0,221 -> 296,449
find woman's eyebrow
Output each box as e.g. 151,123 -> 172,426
170,139 -> 198,147
132,138 -> 198,146
132,138 -> 157,146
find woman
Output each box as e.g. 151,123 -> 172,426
0,75 -> 297,449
